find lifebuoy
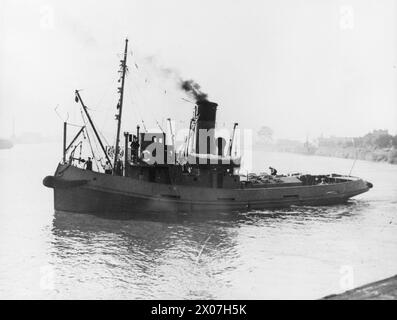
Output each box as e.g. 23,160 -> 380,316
142,150 -> 151,162
107,146 -> 115,158
107,146 -> 124,158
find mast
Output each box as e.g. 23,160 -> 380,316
75,90 -> 112,167
113,38 -> 129,173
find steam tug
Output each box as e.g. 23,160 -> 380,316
43,39 -> 373,216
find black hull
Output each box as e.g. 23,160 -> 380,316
46,164 -> 372,218
54,185 -> 356,218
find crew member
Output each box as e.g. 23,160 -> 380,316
115,158 -> 123,176
85,157 -> 93,171
104,161 -> 112,174
269,166 -> 277,176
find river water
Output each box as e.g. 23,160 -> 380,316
0,143 -> 396,299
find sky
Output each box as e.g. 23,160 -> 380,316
0,0 -> 396,142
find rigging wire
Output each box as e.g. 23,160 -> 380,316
125,66 -> 155,133
141,120 -> 148,132
90,125 -> 104,164
156,120 -> 165,134
80,109 -> 101,172
348,138 -> 358,176
126,75 -> 150,126
95,78 -> 118,110
66,122 -> 85,128
125,81 -> 145,131
126,59 -> 171,130
348,158 -> 358,176
54,105 -> 69,123
69,87 -> 113,169
97,75 -> 121,132
85,128 -> 100,171
98,129 -> 111,147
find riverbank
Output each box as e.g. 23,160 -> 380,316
265,129 -> 397,165
313,146 -> 397,165
256,143 -> 397,165
322,275 -> 397,300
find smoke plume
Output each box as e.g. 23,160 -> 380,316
180,79 -> 208,103
140,56 -> 210,103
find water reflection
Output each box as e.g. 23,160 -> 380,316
51,211 -> 243,299
238,200 -> 368,226
49,201 -> 365,299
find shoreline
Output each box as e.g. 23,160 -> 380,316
311,146 -> 397,165
322,274 -> 397,300
254,144 -> 397,165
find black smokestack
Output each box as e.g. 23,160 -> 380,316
180,79 -> 218,132
180,80 -> 218,155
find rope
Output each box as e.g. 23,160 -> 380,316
80,110 -> 100,172
98,76 -> 120,132
125,82 -> 144,130
98,129 -> 111,147
348,158 -> 358,176
126,75 -> 148,128
348,138 -> 358,176
126,63 -> 167,130
54,105 -> 69,123
90,126 -> 103,159
85,127 -> 100,172
66,122 -> 85,128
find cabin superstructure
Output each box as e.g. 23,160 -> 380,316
124,100 -> 242,189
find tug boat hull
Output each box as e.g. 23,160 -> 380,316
45,164 -> 372,217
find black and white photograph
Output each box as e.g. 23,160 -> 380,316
0,0 -> 396,304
